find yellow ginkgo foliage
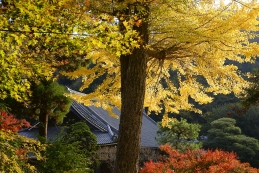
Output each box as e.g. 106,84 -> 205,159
1,0 -> 259,172
61,2 -> 259,171
64,0 -> 259,117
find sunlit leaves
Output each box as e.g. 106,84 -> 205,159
1,0 -> 259,117
0,130 -> 45,173
0,0 -> 139,102
60,0 -> 259,118
140,145 -> 259,173
0,111 -> 43,172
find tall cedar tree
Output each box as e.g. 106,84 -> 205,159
29,80 -> 72,140
3,81 -> 72,140
1,0 -> 259,172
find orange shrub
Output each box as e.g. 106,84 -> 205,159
140,145 -> 259,173
0,111 -> 30,132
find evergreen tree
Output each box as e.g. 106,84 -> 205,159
203,118 -> 259,165
29,80 -> 72,141
156,118 -> 201,152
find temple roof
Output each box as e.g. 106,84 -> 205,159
19,89 -> 159,147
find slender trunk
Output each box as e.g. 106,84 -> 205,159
39,113 -> 48,141
115,8 -> 149,173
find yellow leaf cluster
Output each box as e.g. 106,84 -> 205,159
65,0 -> 259,116
161,115 -> 178,128
1,0 -> 259,117
0,130 -> 45,172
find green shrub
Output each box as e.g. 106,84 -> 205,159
35,122 -> 99,173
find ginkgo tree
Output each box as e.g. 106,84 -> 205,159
66,1 -> 259,172
1,0 -> 259,172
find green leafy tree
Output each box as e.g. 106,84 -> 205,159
1,80 -> 74,141
0,77 -> 73,141
203,118 -> 259,165
35,122 -> 98,173
42,141 -> 92,173
62,122 -> 99,169
157,118 -> 201,152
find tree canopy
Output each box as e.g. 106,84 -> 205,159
1,0 -> 259,172
29,80 -> 72,140
157,118 -> 201,151
63,0 -> 259,118
203,118 -> 259,164
35,122 -> 98,173
1,0 -> 258,114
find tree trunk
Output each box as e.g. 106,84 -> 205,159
114,10 -> 149,173
39,113 -> 48,141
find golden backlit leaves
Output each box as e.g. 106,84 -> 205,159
143,0 -> 259,115
0,0 -> 138,102
1,0 -> 259,117
67,0 -> 259,118
161,115 -> 178,128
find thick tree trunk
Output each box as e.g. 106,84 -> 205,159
39,113 -> 48,141
114,12 -> 149,173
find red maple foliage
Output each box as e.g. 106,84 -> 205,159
0,111 -> 30,132
140,145 -> 259,173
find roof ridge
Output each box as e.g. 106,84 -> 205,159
66,87 -> 86,96
71,101 -> 108,132
87,106 -> 119,133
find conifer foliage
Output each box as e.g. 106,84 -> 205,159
157,118 -> 201,151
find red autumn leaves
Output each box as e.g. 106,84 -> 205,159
141,144 -> 259,173
0,111 -> 30,132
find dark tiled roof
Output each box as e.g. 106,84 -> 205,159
71,101 -> 108,132
19,89 -> 159,147
88,106 -> 120,133
87,105 -> 158,147
92,131 -> 116,145
69,100 -> 158,147
19,126 -> 65,141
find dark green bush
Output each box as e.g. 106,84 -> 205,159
34,122 -> 99,173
